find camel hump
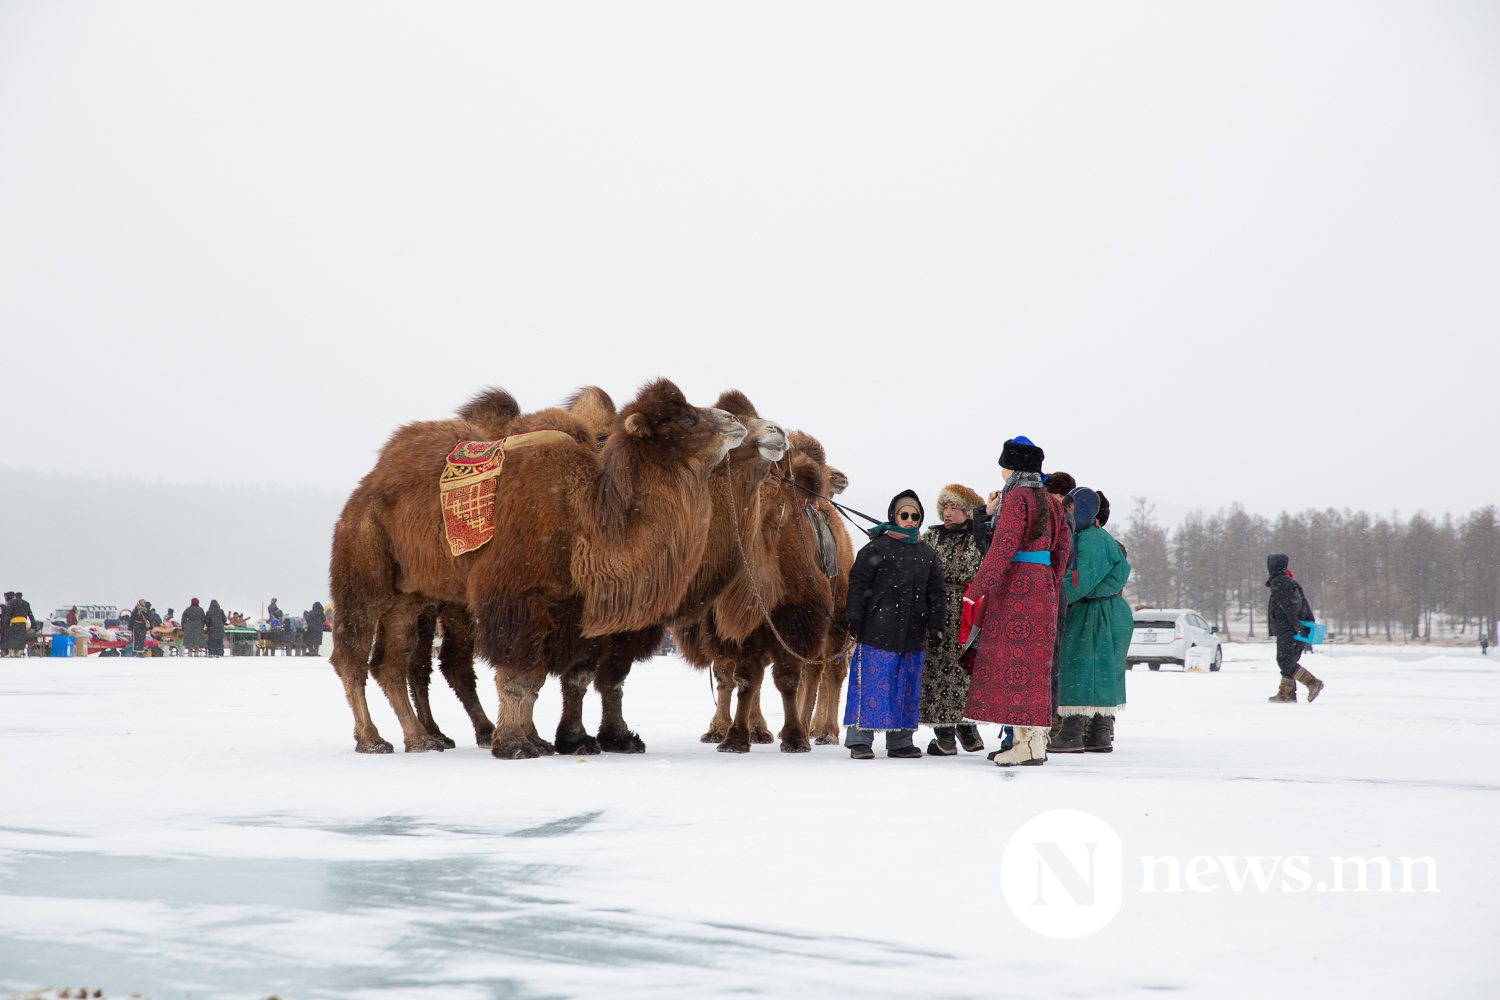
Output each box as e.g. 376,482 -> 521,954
788,430 -> 827,467
457,387 -> 521,428
564,386 -> 617,440
713,389 -> 759,420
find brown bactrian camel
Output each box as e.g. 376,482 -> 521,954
392,387 -> 790,755
328,379 -> 746,757
567,390 -> 791,752
697,453 -> 853,745
794,453 -> 854,744
394,386 -> 615,750
676,430 -> 851,752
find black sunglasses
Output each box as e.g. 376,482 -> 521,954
897,511 -> 920,522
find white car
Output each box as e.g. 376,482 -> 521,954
1127,608 -> 1222,671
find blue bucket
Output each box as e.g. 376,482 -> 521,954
50,635 -> 74,657
1296,621 -> 1326,645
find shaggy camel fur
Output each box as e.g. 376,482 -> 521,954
396,386 -> 616,750
329,379 -> 746,757
567,390 -> 790,753
388,387 -> 790,755
677,431 -> 851,753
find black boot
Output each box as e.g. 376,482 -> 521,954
927,725 -> 957,755
957,724 -> 984,753
1047,714 -> 1087,753
1083,713 -> 1114,753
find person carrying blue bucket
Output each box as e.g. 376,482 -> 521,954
1265,554 -> 1325,703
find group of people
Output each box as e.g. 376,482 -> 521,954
841,435 -> 1133,766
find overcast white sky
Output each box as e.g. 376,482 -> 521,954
2,2 -> 1497,532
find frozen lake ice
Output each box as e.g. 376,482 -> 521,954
1,643 -> 1497,998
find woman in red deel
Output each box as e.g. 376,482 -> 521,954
962,437 -> 1071,766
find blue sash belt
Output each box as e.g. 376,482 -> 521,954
1011,551 -> 1051,565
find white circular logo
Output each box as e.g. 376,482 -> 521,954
1001,809 -> 1123,939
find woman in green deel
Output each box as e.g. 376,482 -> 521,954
1050,487 -> 1133,753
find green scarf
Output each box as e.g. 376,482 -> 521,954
869,521 -> 922,544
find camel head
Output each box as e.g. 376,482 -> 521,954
614,379 -> 747,469
713,390 -> 787,463
826,466 -> 850,495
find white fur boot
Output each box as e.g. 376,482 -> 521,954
990,725 -> 1048,767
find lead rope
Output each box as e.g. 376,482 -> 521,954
724,453 -> 850,666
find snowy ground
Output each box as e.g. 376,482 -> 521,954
1,644 -> 1497,1000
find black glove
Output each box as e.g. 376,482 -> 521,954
927,628 -> 943,645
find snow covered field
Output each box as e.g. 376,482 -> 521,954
2,644 -> 1496,999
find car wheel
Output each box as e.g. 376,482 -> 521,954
1210,646 -> 1222,672
1148,663 -> 1160,671
1126,662 -> 1134,670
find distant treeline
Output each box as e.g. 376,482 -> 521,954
1119,501 -> 1499,642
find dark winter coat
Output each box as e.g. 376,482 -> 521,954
205,601 -> 227,639
846,495 -> 947,655
267,601 -> 283,622
962,487 -> 1072,728
181,604 -> 207,648
3,597 -> 34,651
917,521 -> 983,725
128,604 -> 150,648
1266,572 -> 1313,641
304,602 -> 326,652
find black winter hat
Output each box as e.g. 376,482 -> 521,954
1267,554 -> 1290,575
1095,491 -> 1111,526
998,436 -> 1045,474
887,490 -> 925,524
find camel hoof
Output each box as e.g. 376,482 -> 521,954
599,730 -> 646,754
355,740 -> 394,754
717,737 -> 752,754
700,730 -> 727,743
779,737 -> 812,753
556,734 -> 601,755
405,737 -> 445,753
432,733 -> 457,750
492,741 -> 545,759
814,735 -> 839,745
474,728 -> 495,747
750,729 -> 775,745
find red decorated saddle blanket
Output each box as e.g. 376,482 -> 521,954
440,429 -> 574,557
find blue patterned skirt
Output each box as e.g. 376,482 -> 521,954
843,643 -> 926,731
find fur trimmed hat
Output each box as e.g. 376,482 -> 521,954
936,483 -> 984,514
1044,471 -> 1076,496
999,436 -> 1044,473
1095,490 -> 1111,526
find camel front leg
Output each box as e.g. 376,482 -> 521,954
595,653 -> 645,753
555,664 -> 601,755
719,658 -> 767,754
812,644 -> 850,744
771,659 -> 811,753
491,665 -> 554,759
748,672 -> 776,745
700,661 -> 736,743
